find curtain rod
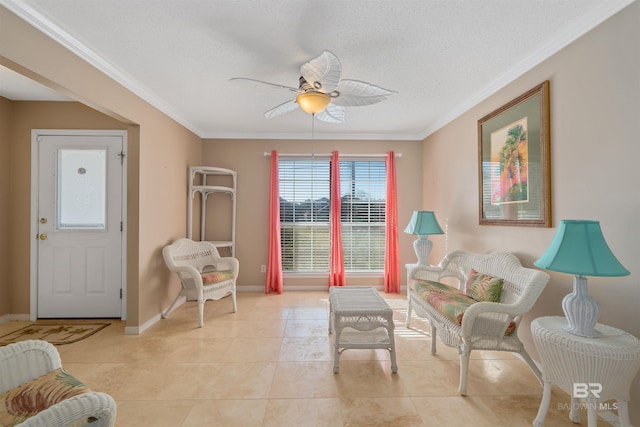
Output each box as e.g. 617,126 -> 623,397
263,152 -> 401,158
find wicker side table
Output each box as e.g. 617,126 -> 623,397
328,287 -> 397,374
531,316 -> 640,427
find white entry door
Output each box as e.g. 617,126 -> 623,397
34,131 -> 125,318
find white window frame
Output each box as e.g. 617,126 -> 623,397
278,156 -> 386,275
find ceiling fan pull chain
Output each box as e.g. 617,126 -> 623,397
311,114 -> 315,159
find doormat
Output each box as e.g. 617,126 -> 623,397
0,323 -> 110,346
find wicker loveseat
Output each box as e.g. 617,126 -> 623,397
406,250 -> 549,395
0,340 -> 116,426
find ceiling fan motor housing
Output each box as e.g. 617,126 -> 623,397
298,76 -> 317,91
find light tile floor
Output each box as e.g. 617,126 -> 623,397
1,291 -> 608,426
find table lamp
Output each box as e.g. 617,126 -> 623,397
404,211 -> 444,267
534,220 -> 629,337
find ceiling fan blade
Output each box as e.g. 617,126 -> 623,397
229,77 -> 299,92
331,79 -> 397,107
265,99 -> 299,119
300,50 -> 341,93
316,104 -> 345,124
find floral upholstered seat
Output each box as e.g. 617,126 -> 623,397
0,369 -> 90,426
412,280 -> 516,335
0,340 -> 116,427
201,270 -> 235,285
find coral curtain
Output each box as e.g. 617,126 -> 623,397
266,150 -> 283,294
329,151 -> 345,287
384,151 -> 400,293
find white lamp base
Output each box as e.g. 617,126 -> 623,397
562,275 -> 602,338
413,235 -> 434,267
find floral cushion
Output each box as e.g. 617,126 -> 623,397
412,279 -> 516,335
0,368 -> 90,426
201,270 -> 235,285
464,269 -> 504,302
413,280 -> 477,326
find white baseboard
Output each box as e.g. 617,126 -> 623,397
125,296 -> 188,335
124,313 -> 163,335
0,314 -> 31,323
237,285 -> 407,292
238,285 -> 329,292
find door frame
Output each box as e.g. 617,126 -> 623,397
30,129 -> 127,321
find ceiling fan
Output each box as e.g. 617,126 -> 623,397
230,50 -> 397,123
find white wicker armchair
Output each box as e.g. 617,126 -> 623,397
0,340 -> 116,427
162,238 -> 239,327
406,250 -> 549,395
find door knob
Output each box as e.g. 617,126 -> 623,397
38,233 -> 48,240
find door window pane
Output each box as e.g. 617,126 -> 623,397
57,149 -> 107,229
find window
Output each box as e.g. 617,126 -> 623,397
279,159 -> 330,272
279,157 -> 386,273
57,148 -> 107,229
339,160 -> 386,271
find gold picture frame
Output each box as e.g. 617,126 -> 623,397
478,81 -> 551,227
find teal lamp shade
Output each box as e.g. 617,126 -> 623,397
404,211 -> 444,235
405,211 -> 444,267
534,220 -> 629,338
534,220 -> 629,277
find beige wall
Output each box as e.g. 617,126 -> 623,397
201,138 -> 422,290
422,2 -> 639,423
0,97 -> 11,316
1,6 -> 202,329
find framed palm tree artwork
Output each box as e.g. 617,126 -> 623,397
478,81 -> 550,227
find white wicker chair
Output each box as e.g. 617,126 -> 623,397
162,238 -> 239,327
406,250 -> 550,395
0,340 -> 116,427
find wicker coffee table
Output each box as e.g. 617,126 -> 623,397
328,286 -> 397,373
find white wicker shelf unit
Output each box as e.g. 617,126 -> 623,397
187,166 -> 237,256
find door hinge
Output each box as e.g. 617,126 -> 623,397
120,221 -> 123,232
120,289 -> 123,299
118,151 -> 126,165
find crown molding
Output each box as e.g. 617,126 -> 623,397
2,0 -> 634,141
201,130 -> 424,141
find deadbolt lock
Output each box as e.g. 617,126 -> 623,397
40,217 -> 47,224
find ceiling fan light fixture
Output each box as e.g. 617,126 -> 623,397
296,91 -> 331,115
234,50 -> 396,122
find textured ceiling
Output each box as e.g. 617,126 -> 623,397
0,0 -> 634,140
